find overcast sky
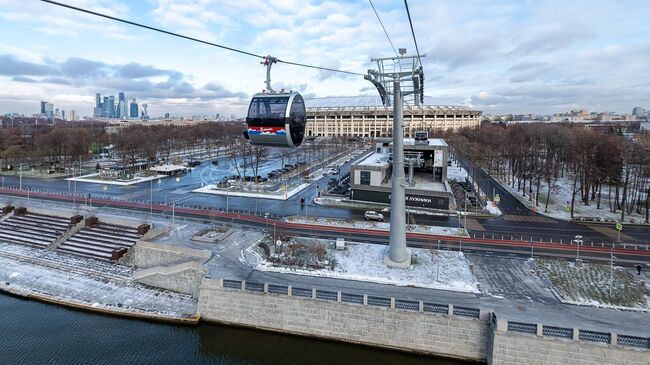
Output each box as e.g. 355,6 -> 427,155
0,0 -> 648,117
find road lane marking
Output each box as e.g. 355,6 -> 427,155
502,214 -> 556,223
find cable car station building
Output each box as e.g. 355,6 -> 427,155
350,136 -> 457,211
305,96 -> 481,138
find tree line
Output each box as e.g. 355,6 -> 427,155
442,123 -> 650,222
0,121 -> 245,173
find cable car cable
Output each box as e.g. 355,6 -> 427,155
403,0 -> 422,67
40,0 -> 265,59
368,0 -> 399,58
276,60 -> 363,76
39,0 -> 364,76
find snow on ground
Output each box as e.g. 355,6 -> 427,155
253,242 -> 479,293
533,258 -> 650,312
498,174 -> 649,224
287,216 -> 468,237
0,241 -> 197,317
447,164 -> 469,182
66,173 -> 168,186
485,201 -> 502,216
193,182 -> 310,200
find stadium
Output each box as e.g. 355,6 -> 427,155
305,96 -> 482,138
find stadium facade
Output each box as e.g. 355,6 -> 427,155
305,96 -> 481,138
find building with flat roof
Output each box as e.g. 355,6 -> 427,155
350,136 -> 456,211
305,96 -> 481,138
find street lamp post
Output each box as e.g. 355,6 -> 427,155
574,235 -> 583,263
609,243 -> 615,301
458,211 -> 463,252
150,178 -> 154,223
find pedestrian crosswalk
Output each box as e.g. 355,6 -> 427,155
502,214 -> 556,224
464,218 -> 485,231
586,224 -> 636,242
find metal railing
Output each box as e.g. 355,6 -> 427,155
579,330 -> 611,343
617,335 -> 650,349
217,279 -> 481,319
423,302 -> 449,314
507,321 -> 537,334
502,319 -> 649,349
453,306 -> 481,318
542,326 -> 573,339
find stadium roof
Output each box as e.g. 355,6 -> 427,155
305,95 -> 476,111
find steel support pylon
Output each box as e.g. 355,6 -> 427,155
384,78 -> 411,268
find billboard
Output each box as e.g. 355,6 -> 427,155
433,150 -> 444,167
352,189 -> 449,209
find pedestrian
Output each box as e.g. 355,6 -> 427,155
637,264 -> 642,275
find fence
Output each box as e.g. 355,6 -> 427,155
1,186 -> 650,253
500,317 -> 649,350
217,278 -> 481,319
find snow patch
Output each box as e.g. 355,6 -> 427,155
255,242 -> 479,293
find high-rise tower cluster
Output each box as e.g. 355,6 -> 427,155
94,92 -> 146,119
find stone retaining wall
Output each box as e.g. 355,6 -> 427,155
197,278 -> 490,361
489,319 -> 649,365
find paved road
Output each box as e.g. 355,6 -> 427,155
2,149 -> 650,248
2,188 -> 649,265
3,192 -> 649,338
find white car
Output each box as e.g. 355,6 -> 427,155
364,211 -> 384,222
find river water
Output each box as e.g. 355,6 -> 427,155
0,293 -> 469,365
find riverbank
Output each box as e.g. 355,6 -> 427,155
0,242 -> 197,324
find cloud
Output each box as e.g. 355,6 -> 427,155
511,25 -> 594,55
0,53 -> 249,109
116,63 -> 171,79
11,76 -> 37,83
507,61 -> 553,83
0,55 -> 59,76
426,35 -> 499,69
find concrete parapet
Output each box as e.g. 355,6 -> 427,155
134,240 -> 212,268
490,319 -> 649,365
198,278 -> 489,362
134,261 -> 207,297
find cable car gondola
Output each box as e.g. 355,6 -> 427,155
245,91 -> 306,148
243,56 -> 306,148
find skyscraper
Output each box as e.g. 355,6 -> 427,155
61,110 -> 65,120
94,93 -> 103,117
108,95 -> 115,118
43,102 -> 54,118
117,92 -> 127,119
40,101 -> 47,114
633,107 -> 646,116
70,110 -> 77,121
141,104 -> 148,120
129,97 -> 138,118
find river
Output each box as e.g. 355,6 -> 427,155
0,293 -> 470,365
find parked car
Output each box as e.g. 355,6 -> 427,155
211,160 -> 219,165
188,160 -> 201,167
364,211 -> 384,222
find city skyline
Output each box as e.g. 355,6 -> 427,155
0,1 -> 649,117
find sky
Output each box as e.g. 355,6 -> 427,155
0,0 -> 649,118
